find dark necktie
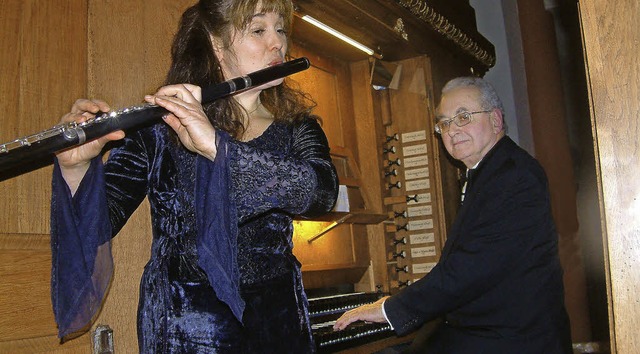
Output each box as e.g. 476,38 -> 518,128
460,169 -> 475,205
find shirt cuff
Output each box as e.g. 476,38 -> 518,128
381,299 -> 394,330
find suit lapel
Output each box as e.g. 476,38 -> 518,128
440,137 -> 514,259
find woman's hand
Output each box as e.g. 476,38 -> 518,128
145,84 -> 217,160
55,99 -> 125,194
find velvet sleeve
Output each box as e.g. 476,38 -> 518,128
51,157 -> 114,339
230,118 -> 338,222
194,130 -> 244,322
103,134 -> 152,235
50,133 -> 150,339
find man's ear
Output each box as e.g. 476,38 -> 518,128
491,109 -> 504,132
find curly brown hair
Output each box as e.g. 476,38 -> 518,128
164,0 -> 316,139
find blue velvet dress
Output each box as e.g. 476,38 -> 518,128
50,117 -> 338,353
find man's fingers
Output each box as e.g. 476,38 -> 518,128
333,310 -> 359,331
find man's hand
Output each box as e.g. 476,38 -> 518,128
333,296 -> 389,331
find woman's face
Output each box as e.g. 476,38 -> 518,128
214,11 -> 288,88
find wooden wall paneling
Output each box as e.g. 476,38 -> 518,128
0,337 -> 87,354
0,2 -> 22,150
0,234 -> 89,353
85,1 -> 192,352
347,60 -> 385,216
579,1 -> 640,352
0,0 -> 89,352
0,0 -> 88,234
0,234 -> 56,341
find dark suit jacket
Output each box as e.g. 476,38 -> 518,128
385,137 -> 572,354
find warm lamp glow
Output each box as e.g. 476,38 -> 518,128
293,220 -> 335,238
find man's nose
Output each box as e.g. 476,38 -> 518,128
447,122 -> 462,136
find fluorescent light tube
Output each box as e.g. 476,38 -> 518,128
301,15 -> 379,57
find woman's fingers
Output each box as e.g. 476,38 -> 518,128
69,98 -> 110,115
151,96 -> 199,120
144,84 -> 216,160
55,98 -> 122,168
147,83 -> 202,103
160,112 -> 182,134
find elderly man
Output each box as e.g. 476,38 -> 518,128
334,77 -> 572,353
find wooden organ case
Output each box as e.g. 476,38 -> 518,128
289,0 -> 496,352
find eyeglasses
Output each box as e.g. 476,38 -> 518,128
434,110 -> 492,134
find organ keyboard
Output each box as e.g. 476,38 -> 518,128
308,292 -> 396,353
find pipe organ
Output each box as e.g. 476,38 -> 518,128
289,0 -> 494,352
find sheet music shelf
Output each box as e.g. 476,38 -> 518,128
298,146 -> 388,243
